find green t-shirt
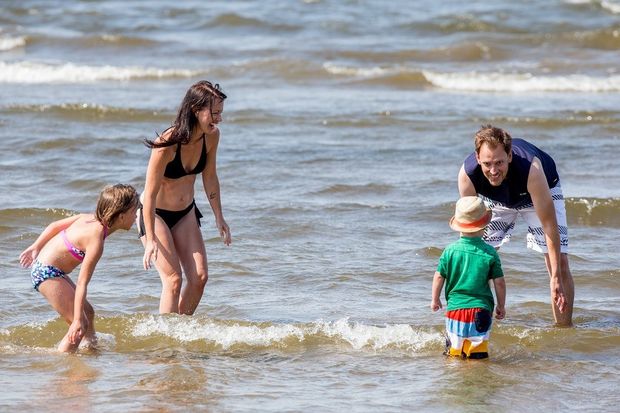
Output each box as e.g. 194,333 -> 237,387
437,236 -> 504,311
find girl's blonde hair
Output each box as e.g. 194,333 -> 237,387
95,184 -> 139,227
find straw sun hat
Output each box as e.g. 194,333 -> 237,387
449,196 -> 492,233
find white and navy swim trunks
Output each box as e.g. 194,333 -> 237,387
480,182 -> 569,253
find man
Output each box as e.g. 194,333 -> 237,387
457,125 -> 574,326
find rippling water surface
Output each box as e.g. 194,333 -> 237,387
1,1 -> 619,412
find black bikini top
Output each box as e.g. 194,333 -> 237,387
163,136 -> 207,179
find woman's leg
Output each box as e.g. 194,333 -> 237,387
140,215 -> 184,314
172,208 -> 208,315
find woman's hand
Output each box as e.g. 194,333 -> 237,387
216,218 -> 231,246
143,239 -> 158,270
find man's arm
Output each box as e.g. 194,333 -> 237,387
528,157 -> 566,312
458,165 -> 477,197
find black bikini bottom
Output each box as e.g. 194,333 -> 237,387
138,200 -> 202,237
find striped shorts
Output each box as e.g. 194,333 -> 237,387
480,183 -> 569,253
445,308 -> 491,358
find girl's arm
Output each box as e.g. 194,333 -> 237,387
493,277 -> 506,319
430,271 -> 445,311
202,130 -> 231,245
67,235 -> 104,345
142,145 -> 170,269
19,214 -> 83,267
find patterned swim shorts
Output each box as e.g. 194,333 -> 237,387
31,260 -> 66,291
480,182 -> 568,253
445,308 -> 492,359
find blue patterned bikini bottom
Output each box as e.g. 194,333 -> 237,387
31,260 -> 66,291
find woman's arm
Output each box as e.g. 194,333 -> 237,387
142,145 -> 171,269
202,130 -> 231,245
19,214 -> 83,267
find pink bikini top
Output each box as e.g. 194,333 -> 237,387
61,226 -> 108,262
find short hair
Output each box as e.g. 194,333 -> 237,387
474,124 -> 512,155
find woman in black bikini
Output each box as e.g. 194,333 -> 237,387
139,80 -> 231,314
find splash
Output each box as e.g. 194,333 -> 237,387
131,315 -> 441,353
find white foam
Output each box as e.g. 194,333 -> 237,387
0,61 -> 201,84
601,0 -> 620,13
78,332 -> 116,350
323,62 -> 390,77
422,70 -> 620,92
133,315 -> 305,349
312,318 -> 441,351
132,315 -> 440,352
0,36 -> 26,51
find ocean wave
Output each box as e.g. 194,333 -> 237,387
0,61 -> 201,84
323,63 -> 393,78
312,183 -> 395,196
323,63 -> 429,87
566,0 -> 620,14
601,0 -> 620,13
0,207 -> 75,223
566,197 -> 620,227
72,33 -> 160,48
422,70 -> 620,92
475,110 -> 620,127
1,103 -> 172,122
3,313 -> 619,355
131,316 -> 441,353
208,12 -> 299,31
0,315 -> 441,354
335,42 -> 500,63
401,15 -> 528,35
0,35 -> 26,51
432,198 -> 620,227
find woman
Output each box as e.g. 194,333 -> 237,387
139,80 -> 231,315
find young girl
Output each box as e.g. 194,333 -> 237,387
19,184 -> 140,352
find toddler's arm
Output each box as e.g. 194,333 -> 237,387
430,271 -> 444,311
493,277 -> 506,319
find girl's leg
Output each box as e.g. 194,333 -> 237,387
38,277 -> 82,352
140,215 -> 184,314
62,276 -> 97,347
172,208 -> 208,315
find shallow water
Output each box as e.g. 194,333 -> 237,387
1,1 -> 620,412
